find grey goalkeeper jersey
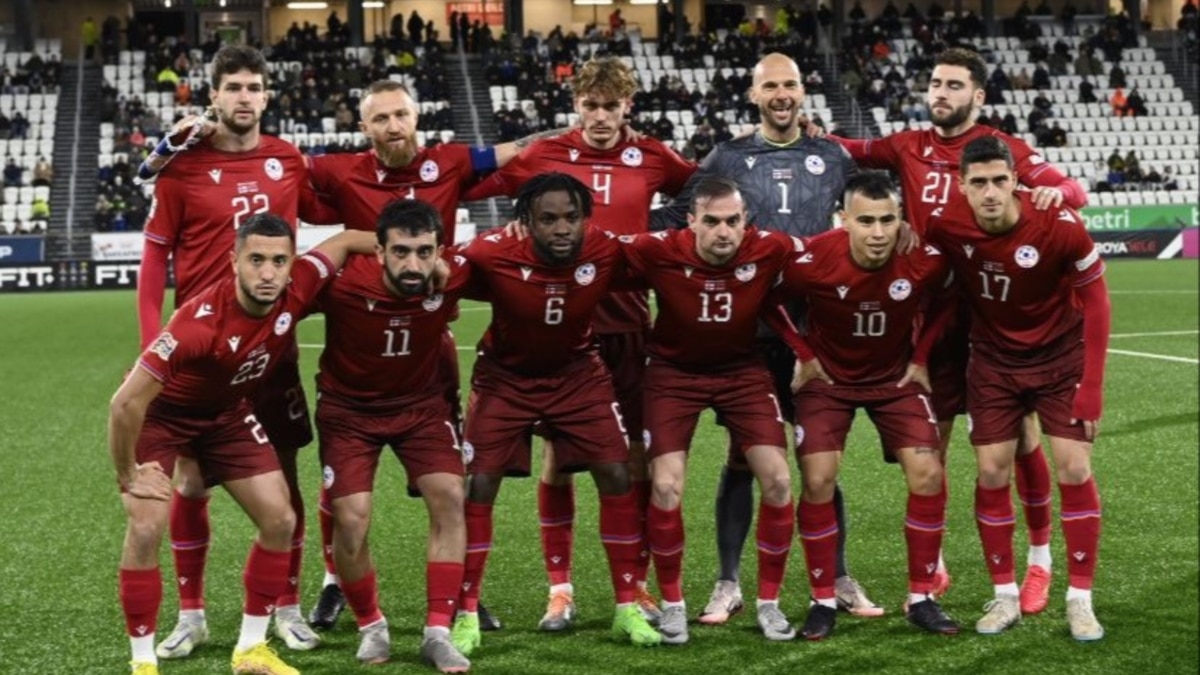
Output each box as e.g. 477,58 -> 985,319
650,132 -> 857,236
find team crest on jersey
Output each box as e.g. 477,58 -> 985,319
569,149 -> 580,162
1014,245 -> 1040,268
149,332 -> 177,361
621,147 -> 643,167
322,465 -> 335,489
423,293 -> 444,312
735,263 -> 757,282
889,278 -> 913,301
274,312 -> 293,335
804,154 -> 826,175
575,263 -> 597,285
420,160 -> 439,182
264,158 -> 284,181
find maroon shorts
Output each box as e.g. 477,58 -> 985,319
966,348 -> 1088,445
793,381 -> 940,462
463,356 -> 630,477
316,395 -> 464,500
644,360 -> 787,459
597,330 -> 647,442
129,398 -> 280,491
253,345 -> 313,453
928,321 -> 969,422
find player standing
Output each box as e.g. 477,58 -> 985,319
112,217 -> 372,675
463,56 -> 695,629
773,172 -> 958,639
927,137 -> 1108,641
136,45 -> 324,658
305,199 -> 475,671
651,53 -> 874,622
627,177 -> 804,644
831,47 -> 1090,611
449,174 -> 661,656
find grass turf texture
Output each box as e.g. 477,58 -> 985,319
0,259 -> 1195,674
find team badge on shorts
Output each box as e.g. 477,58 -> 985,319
794,424 -> 805,447
889,278 -> 913,301
423,293 -> 444,312
804,155 -> 826,175
643,429 -> 652,448
322,465 -> 335,489
460,441 -> 475,465
149,332 -> 178,361
420,160 -> 440,182
264,158 -> 284,181
621,147 -> 643,167
575,263 -> 596,285
735,263 -> 757,282
274,312 -> 293,335
1015,245 -> 1040,268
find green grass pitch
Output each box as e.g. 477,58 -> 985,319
0,259 -> 1195,674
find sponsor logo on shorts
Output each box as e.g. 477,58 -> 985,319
264,158 -> 284,181
575,263 -> 596,286
621,147 -> 643,167
794,424 -> 805,447
423,293 -> 444,312
420,160 -> 440,182
322,465 -> 335,489
1014,245 -> 1040,268
275,312 -> 293,335
889,278 -> 912,301
150,332 -> 177,361
735,263 -> 757,282
804,154 -> 826,175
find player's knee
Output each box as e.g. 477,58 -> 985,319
757,468 -> 792,506
1054,453 -> 1092,485
466,473 -> 502,504
651,475 -> 682,509
801,471 -> 836,502
257,504 -> 297,548
591,462 -> 630,495
126,515 -> 167,555
906,458 -> 944,495
333,502 -> 371,542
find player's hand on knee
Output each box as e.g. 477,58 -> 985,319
1070,385 -> 1102,441
792,357 -> 833,393
896,220 -> 920,255
127,461 -> 173,501
897,362 -> 931,393
502,219 -> 529,240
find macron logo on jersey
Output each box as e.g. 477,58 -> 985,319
194,303 -> 213,318
208,169 -> 222,184
376,169 -> 387,183
684,266 -> 694,279
228,336 -> 241,353
520,266 -> 533,281
366,298 -> 377,312
569,149 -> 580,162
923,147 -> 933,157
745,156 -> 757,169
796,253 -> 814,263
963,245 -> 975,259
836,285 -> 850,299
1058,209 -> 1077,222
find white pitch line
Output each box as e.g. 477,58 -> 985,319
1107,348 -> 1199,364
1109,290 -> 1198,295
1109,330 -> 1199,338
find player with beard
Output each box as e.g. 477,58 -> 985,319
448,174 -> 660,657
463,56 -> 695,632
136,45 -> 327,661
113,216 -> 374,675
303,199 -> 475,670
831,47 -> 1089,615
649,52 -> 877,624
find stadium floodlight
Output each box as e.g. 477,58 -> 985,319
629,0 -> 665,4
363,1 -> 385,7
573,0 -> 615,5
286,1 -> 329,9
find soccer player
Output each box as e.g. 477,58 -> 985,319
832,47 -> 1090,611
627,177 -> 804,645
304,199 -> 472,670
773,172 -> 958,639
111,215 -> 373,675
463,56 -> 695,629
449,173 -> 661,656
135,45 -> 325,658
651,53 -> 874,622
928,136 -> 1108,641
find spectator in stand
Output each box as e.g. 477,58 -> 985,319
1143,165 -> 1163,185
82,17 -> 99,62
1123,150 -> 1142,182
156,64 -> 179,92
32,157 -> 53,186
1108,63 -> 1126,89
1011,67 -> 1032,91
1163,166 -> 1179,190
3,158 -> 22,187
1048,121 -> 1068,147
128,125 -> 146,150
1001,111 -> 1019,135
408,10 -> 425,44
30,196 -> 49,222
1125,88 -> 1148,117
1107,149 -> 1125,173
0,111 -> 9,139
1032,62 -> 1051,90
1110,87 -> 1128,116
1079,77 -> 1097,103
10,111 -> 28,140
